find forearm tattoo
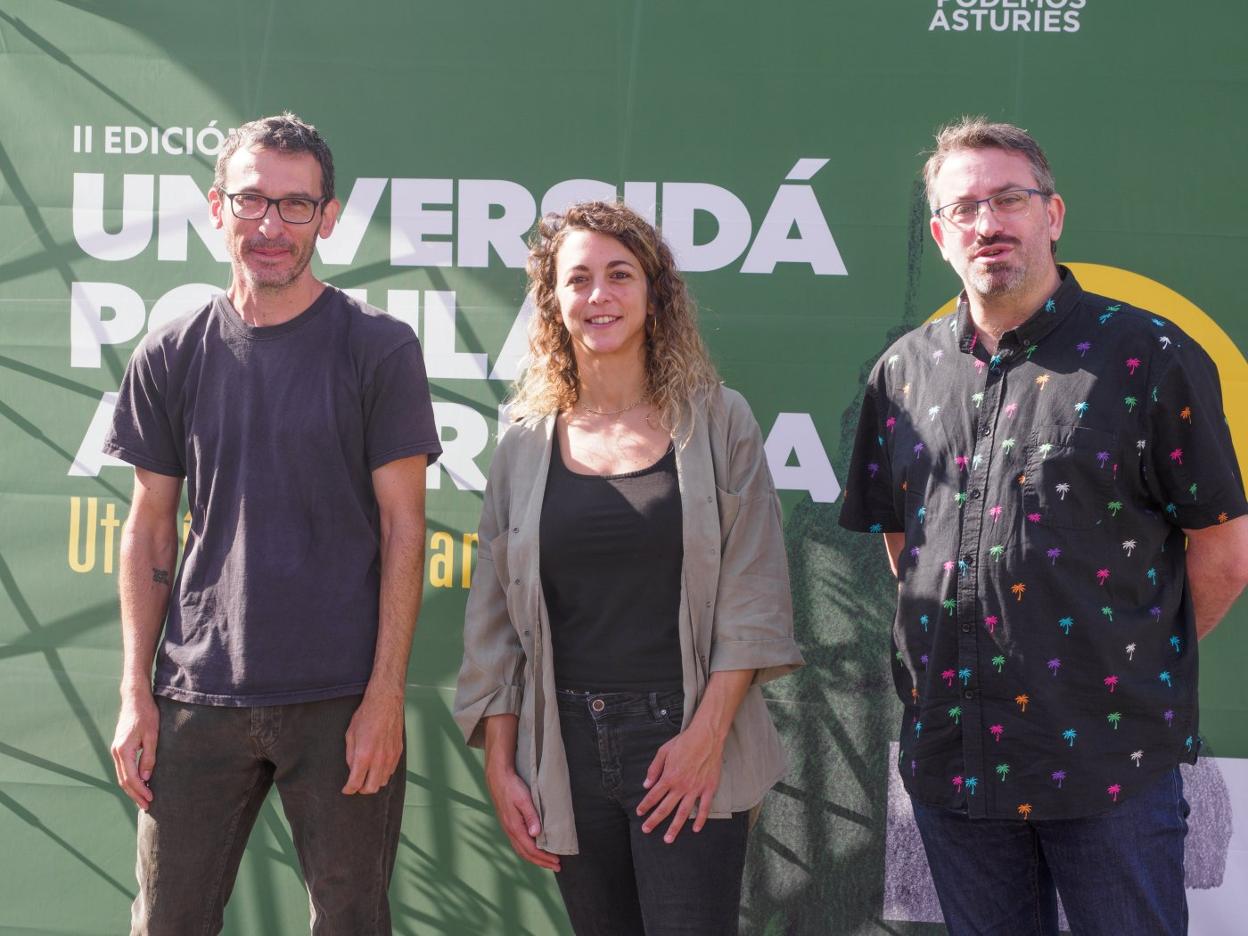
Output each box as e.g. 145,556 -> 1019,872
151,568 -> 170,586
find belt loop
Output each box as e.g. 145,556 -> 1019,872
647,691 -> 660,719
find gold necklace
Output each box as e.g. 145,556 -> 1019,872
577,395 -> 644,417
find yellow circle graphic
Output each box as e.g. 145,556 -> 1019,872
929,263 -> 1248,483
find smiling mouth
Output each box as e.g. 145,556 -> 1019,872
586,315 -> 620,325
247,250 -> 293,267
246,239 -> 293,257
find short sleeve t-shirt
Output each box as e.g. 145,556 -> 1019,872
104,287 -> 442,706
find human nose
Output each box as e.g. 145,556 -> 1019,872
258,210 -> 287,238
974,200 -> 1004,237
587,279 -> 610,303
256,202 -> 287,235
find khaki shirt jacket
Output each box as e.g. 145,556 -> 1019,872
453,386 -> 804,854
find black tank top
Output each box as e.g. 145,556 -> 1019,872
539,432 -> 684,691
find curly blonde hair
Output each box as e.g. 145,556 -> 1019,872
507,200 -> 720,440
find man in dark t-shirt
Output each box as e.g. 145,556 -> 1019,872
840,118 -> 1248,934
104,113 -> 441,935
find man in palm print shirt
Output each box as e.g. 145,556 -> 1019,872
841,117 -> 1248,935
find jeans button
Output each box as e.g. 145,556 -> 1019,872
590,698 -> 605,713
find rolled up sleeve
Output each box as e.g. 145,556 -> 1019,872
453,467 -> 526,748
709,392 -> 804,685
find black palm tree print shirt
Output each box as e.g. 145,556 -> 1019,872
840,267 -> 1247,820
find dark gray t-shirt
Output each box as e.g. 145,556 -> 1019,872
104,287 -> 442,706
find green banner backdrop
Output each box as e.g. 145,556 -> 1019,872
1,2 -> 1245,933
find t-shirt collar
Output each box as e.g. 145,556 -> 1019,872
216,285 -> 334,340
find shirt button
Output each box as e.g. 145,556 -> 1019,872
963,689 -> 975,700
960,623 -> 972,633
512,527 -> 519,533
980,425 -> 991,438
963,555 -> 975,566
513,578 -> 520,585
705,600 -> 712,608
970,490 -> 982,500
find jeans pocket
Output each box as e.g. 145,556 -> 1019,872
653,690 -> 684,731
1171,766 -> 1190,827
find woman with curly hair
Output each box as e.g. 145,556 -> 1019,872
454,201 -> 803,935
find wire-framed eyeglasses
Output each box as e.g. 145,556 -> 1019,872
932,188 -> 1048,231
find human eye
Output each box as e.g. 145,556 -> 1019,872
233,193 -> 265,210
946,201 -> 977,222
279,197 -> 317,221
992,191 -> 1029,211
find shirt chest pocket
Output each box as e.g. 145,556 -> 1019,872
1022,425 -> 1119,531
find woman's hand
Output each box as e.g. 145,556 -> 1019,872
635,719 -> 725,843
635,668 -> 755,843
483,713 -> 561,871
486,764 -> 562,871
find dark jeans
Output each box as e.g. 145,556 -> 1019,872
911,766 -> 1189,935
554,688 -> 749,936
130,695 -> 405,936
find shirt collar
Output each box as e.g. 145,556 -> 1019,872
956,265 -> 1083,357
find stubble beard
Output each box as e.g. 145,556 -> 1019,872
968,259 -> 1028,298
963,237 -> 1031,300
231,237 -> 316,293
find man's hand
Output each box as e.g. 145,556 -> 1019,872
345,454 -> 427,795
486,765 -> 561,871
342,690 -> 405,795
111,688 -> 159,809
112,467 -> 180,811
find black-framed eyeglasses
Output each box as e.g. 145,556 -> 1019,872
218,189 -> 326,224
932,188 -> 1048,231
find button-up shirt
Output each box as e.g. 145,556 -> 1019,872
840,267 -> 1247,820
454,387 -> 804,853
